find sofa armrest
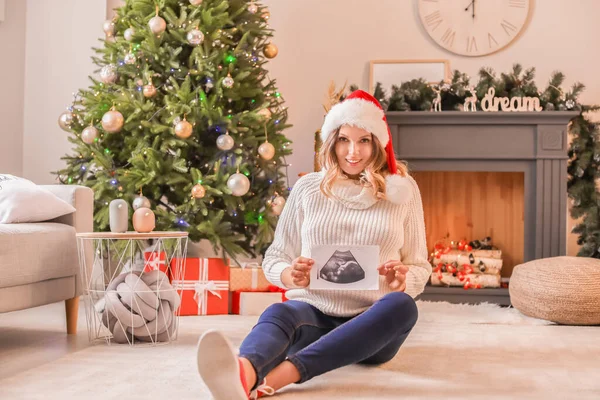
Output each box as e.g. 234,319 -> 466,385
41,185 -> 94,233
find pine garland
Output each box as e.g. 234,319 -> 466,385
366,64 -> 599,258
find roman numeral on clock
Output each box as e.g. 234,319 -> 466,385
424,10 -> 443,31
441,28 -> 455,47
501,19 -> 517,36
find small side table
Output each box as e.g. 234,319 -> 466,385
76,231 -> 188,346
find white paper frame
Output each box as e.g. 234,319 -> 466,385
369,59 -> 450,95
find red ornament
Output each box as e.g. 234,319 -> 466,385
463,282 -> 471,290
475,284 -> 482,289
465,245 -> 473,251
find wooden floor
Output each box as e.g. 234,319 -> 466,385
0,301 -> 90,381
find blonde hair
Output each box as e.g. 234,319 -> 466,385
318,127 -> 409,201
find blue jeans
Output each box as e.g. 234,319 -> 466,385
238,291 -> 418,387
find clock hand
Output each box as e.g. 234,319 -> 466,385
464,0 -> 475,20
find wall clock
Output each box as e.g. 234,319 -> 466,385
417,0 -> 532,56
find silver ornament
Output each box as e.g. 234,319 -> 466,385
174,120 -> 193,138
132,195 -> 151,210
101,110 -> 124,133
124,27 -> 135,41
247,2 -> 258,14
227,173 -> 250,196
58,111 -> 73,131
187,28 -> 204,46
222,75 -> 235,89
216,133 -> 235,150
189,0 -> 203,5
124,52 -> 136,65
143,83 -> 157,98
566,99 -> 575,109
257,108 -> 271,120
258,142 -> 276,160
81,126 -> 99,144
148,16 -> 167,34
103,20 -> 116,36
271,195 -> 286,216
100,64 -> 118,84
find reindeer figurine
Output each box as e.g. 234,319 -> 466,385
463,86 -> 477,112
431,86 -> 442,112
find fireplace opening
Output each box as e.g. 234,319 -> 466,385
412,171 -> 525,288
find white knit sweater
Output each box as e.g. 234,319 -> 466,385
263,172 -> 432,317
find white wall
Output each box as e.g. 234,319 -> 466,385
22,0 -> 105,184
0,0 -> 26,176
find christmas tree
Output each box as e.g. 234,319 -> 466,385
56,0 -> 292,260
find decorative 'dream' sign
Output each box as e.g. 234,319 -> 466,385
481,88 -> 543,112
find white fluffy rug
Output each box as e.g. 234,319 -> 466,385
2,301 -> 599,399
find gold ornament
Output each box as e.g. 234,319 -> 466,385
143,83 -> 157,98
148,6 -> 166,35
258,141 -> 275,160
263,43 -> 278,59
101,107 -> 124,133
58,111 -> 73,131
257,108 -> 272,120
174,118 -> 193,139
191,184 -> 206,199
247,1 -> 258,14
271,195 -> 286,216
262,10 -> 270,20
81,125 -> 99,144
103,19 -> 116,37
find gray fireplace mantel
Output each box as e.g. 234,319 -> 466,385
387,111 -> 579,304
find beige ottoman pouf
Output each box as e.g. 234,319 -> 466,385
509,256 -> 600,325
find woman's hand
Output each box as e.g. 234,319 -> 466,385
282,257 -> 314,288
377,260 -> 408,292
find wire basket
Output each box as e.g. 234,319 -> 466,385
76,232 -> 188,346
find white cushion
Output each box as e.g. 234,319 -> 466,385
0,175 -> 76,224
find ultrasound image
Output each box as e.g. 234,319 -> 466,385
318,250 -> 365,284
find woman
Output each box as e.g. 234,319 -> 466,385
196,90 -> 431,399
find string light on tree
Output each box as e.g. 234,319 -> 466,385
101,106 -> 124,133
247,1 -> 258,14
174,116 -> 193,139
81,123 -> 99,144
148,6 -> 167,35
216,131 -> 235,150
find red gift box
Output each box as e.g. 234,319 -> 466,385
143,251 -> 170,278
231,285 -> 288,316
171,258 -> 230,316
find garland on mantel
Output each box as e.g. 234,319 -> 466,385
326,64 -> 599,258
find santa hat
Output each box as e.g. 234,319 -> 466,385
320,89 -> 413,204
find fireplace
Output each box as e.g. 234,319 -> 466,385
386,111 -> 578,304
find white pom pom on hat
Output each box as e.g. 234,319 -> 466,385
320,89 -> 413,204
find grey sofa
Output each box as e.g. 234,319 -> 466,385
0,185 -> 93,334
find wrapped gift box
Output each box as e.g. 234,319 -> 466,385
230,265 -> 271,291
231,286 -> 288,316
143,251 -> 170,278
171,258 -> 230,315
